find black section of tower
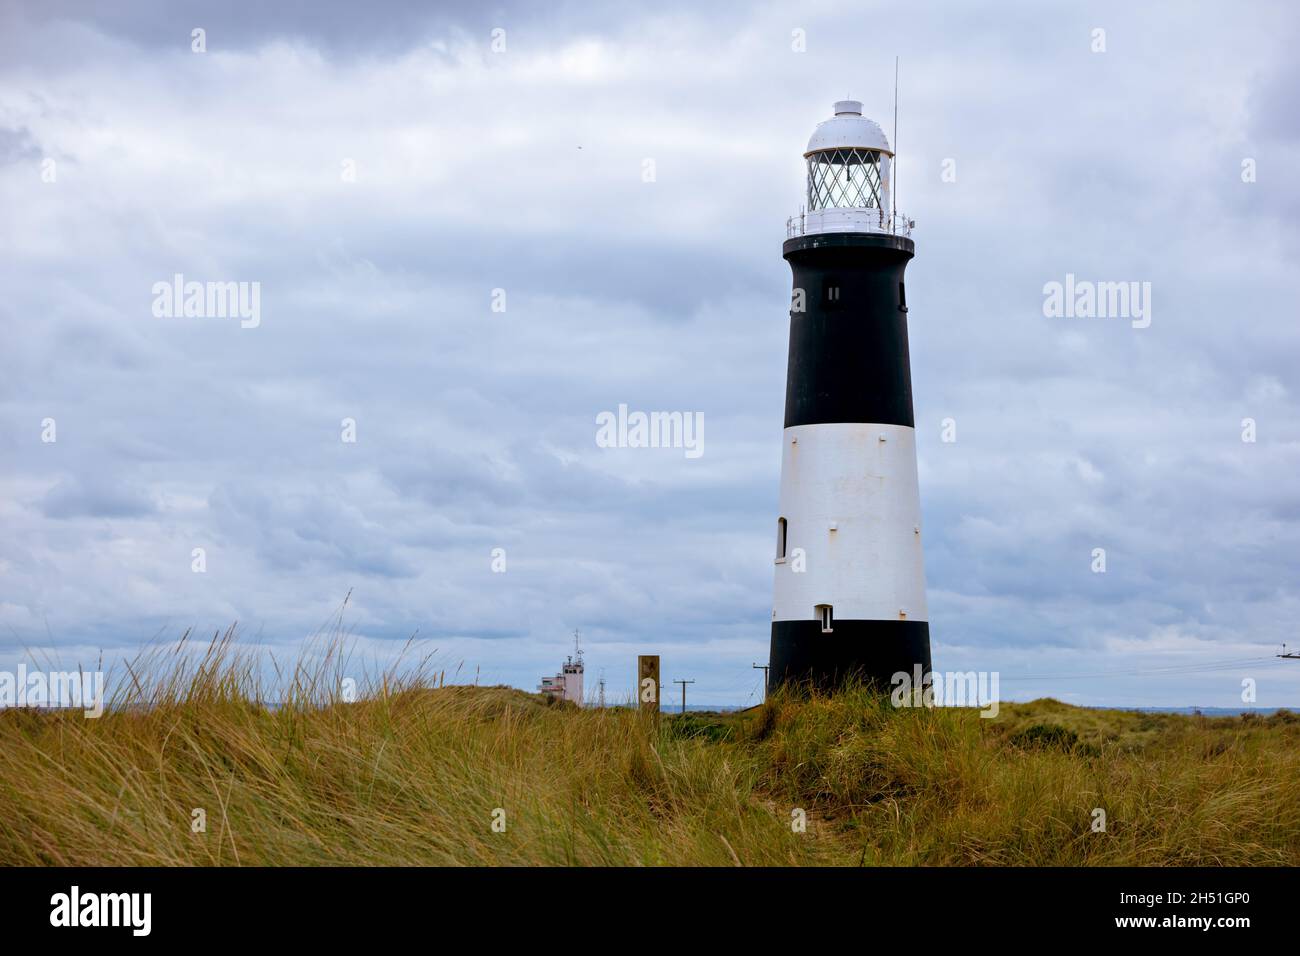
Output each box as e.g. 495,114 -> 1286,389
782,232 -> 916,430
770,619 -> 931,692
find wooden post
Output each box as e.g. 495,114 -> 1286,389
637,655 -> 660,716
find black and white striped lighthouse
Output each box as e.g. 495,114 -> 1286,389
769,99 -> 931,692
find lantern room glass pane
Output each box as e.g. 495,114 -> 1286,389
806,148 -> 883,210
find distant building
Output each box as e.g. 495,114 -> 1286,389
537,631 -> 584,706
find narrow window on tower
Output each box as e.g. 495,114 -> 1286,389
816,604 -> 833,633
898,281 -> 908,313
776,517 -> 788,560
823,277 -> 841,309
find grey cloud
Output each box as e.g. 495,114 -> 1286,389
208,481 -> 418,578
41,474 -> 158,518
0,126 -> 41,164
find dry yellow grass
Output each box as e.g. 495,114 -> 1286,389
1,629 -> 1297,866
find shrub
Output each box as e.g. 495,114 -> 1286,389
1009,723 -> 1080,752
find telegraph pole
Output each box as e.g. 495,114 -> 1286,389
672,679 -> 694,715
752,662 -> 770,701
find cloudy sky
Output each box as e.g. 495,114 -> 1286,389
2,0 -> 1298,708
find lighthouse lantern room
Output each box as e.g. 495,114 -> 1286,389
789,100 -> 909,239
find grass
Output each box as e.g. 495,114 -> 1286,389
1,629 -> 1297,866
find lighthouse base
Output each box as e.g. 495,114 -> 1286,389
768,620 -> 931,694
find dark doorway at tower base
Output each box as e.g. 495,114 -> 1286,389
768,619 -> 931,693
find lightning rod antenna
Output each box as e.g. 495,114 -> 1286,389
892,55 -> 899,230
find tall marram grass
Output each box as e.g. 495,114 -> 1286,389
753,690 -> 1300,865
1,628 -> 1297,866
0,625 -> 811,866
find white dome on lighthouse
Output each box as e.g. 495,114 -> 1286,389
805,100 -> 892,156
788,98 -> 909,239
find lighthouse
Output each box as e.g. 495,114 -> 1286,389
768,99 -> 931,692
